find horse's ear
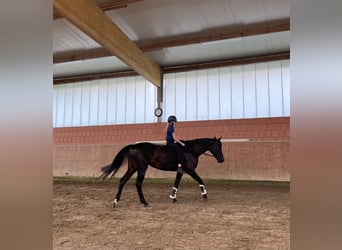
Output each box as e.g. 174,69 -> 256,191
218,136 -> 222,141
214,136 -> 216,140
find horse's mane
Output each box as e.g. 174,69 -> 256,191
181,138 -> 215,156
183,138 -> 214,146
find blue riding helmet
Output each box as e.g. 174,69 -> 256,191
167,115 -> 177,123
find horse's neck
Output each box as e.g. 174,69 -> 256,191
187,139 -> 212,156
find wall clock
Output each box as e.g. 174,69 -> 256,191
154,107 -> 163,117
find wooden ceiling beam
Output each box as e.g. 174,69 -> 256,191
53,0 -> 162,87
53,48 -> 112,64
54,18 -> 290,64
98,0 -> 143,11
139,18 -> 290,52
163,52 -> 290,74
54,70 -> 138,85
53,0 -> 143,19
53,51 -> 290,85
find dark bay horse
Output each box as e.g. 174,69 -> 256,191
100,137 -> 224,207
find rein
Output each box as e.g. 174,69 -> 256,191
203,152 -> 214,158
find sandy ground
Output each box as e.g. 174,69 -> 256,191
53,179 -> 290,249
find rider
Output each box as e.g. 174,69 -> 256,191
166,115 -> 185,170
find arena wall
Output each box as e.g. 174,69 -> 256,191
53,117 -> 290,181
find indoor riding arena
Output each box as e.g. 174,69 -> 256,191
53,1 -> 290,249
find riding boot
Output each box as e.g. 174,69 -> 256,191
177,163 -> 184,174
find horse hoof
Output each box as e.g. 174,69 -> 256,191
143,203 -> 149,207
172,198 -> 177,203
202,194 -> 208,200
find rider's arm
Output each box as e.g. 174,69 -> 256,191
172,132 -> 185,147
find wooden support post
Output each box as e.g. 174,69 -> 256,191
156,73 -> 164,122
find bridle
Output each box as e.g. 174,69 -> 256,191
203,142 -> 219,158
203,151 -> 215,158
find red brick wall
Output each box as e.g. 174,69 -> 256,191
53,117 -> 290,144
53,117 -> 290,181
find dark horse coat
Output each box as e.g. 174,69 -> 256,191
101,137 -> 224,207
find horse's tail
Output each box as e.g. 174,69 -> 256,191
100,144 -> 132,180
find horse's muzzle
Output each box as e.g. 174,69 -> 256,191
217,157 -> 224,163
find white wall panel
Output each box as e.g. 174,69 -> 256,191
164,74 -> 176,117
53,60 -> 289,127
72,82 -> 82,126
126,77 -> 136,123
231,65 -> 244,118
54,76 -> 157,127
185,71 -> 197,120
135,78 -> 146,123
116,78 -> 127,124
98,79 -> 108,125
175,72 -> 186,120
89,83 -> 99,125
145,81 -> 157,122
196,70 -> 209,120
219,67 -> 232,119
268,61 -> 283,116
64,84 -> 74,126
107,79 -> 117,124
243,64 -> 257,118
208,68 -> 220,120
162,59 -> 290,122
53,86 -> 58,126
80,82 -> 90,126
255,62 -> 270,117
55,85 -> 65,127
281,60 -> 290,116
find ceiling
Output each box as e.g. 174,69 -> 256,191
53,0 -> 290,85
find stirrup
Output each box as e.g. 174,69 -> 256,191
169,187 -> 177,199
199,184 -> 207,195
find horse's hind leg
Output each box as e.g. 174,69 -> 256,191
113,168 -> 136,207
136,168 -> 148,207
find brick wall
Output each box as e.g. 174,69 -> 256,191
53,117 -> 290,181
53,117 -> 290,144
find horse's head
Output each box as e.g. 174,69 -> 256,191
209,137 -> 224,163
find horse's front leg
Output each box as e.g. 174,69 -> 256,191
184,169 -> 208,200
169,172 -> 183,202
199,184 -> 208,199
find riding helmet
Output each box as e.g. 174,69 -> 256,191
167,115 -> 177,123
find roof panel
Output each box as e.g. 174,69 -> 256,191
53,0 -> 290,78
106,0 -> 289,41
53,57 -> 130,78
150,31 -> 290,66
53,19 -> 101,53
